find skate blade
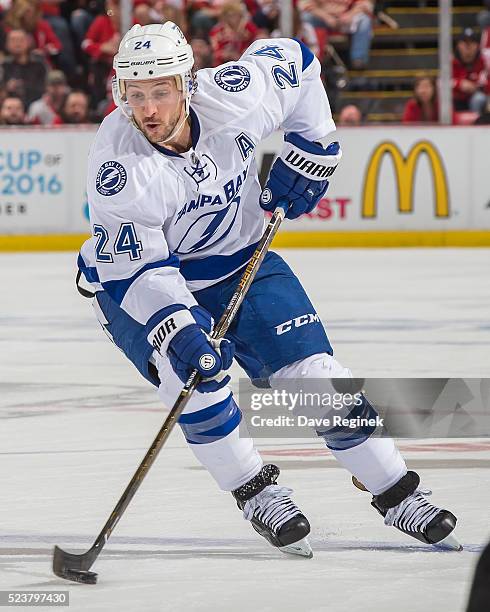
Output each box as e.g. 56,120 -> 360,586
434,532 -> 463,551
279,537 -> 313,558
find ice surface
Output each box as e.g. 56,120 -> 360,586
1,249 -> 489,611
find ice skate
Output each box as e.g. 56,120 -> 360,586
233,464 -> 312,558
357,471 -> 462,551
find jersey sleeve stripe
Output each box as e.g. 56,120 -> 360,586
180,241 -> 258,282
292,38 -> 315,71
77,253 -> 100,284
102,254 -> 180,305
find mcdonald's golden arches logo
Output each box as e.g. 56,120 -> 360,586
362,141 -> 450,218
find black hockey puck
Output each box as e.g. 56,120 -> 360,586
62,569 -> 98,584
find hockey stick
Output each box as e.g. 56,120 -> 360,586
52,204 -> 288,584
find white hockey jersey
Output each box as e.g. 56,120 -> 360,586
79,38 -> 336,327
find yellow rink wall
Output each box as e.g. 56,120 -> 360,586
1,230 -> 490,252
272,230 -> 490,248
1,125 -> 489,250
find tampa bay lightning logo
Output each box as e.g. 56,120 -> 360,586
96,161 -> 127,196
214,65 -> 251,93
175,197 -> 241,255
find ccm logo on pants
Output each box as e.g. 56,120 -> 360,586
275,313 -> 320,335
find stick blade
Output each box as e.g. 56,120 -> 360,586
52,545 -> 98,584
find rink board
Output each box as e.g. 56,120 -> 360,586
0,125 -> 489,248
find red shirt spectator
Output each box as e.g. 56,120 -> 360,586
32,18 -> 62,57
403,98 -> 440,123
403,76 -> 439,123
452,29 -> 489,111
82,0 -> 120,106
297,0 -> 373,67
4,0 -> 62,63
210,2 -> 258,66
82,14 -> 118,62
453,54 -> 487,101
82,0 -> 120,63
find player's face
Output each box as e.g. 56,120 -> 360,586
126,78 -> 185,144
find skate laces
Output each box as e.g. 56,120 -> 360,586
384,488 -> 441,533
242,485 -> 301,534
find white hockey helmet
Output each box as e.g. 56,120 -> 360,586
113,22 -> 195,117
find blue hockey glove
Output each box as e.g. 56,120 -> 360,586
166,306 -> 235,393
260,133 -> 342,220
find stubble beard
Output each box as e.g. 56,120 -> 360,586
139,105 -> 184,145
145,122 -> 173,145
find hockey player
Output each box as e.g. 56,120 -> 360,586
77,22 -> 460,557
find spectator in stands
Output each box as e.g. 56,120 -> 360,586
71,0 -> 105,49
298,0 -> 374,68
191,36 -> 213,70
0,94 -> 26,124
452,28 -> 488,113
1,28 -> 47,105
297,21 -> 321,58
152,0 -> 187,33
188,0 -> 222,38
251,0 -> 280,34
27,68 -> 67,124
209,1 -> 258,66
39,0 -> 78,74
4,0 -> 62,67
133,0 -> 153,26
402,75 -> 438,123
82,0 -> 120,106
60,89 -> 91,123
338,103 -> 362,125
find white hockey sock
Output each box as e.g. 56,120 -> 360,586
188,424 -> 263,492
330,437 -> 407,495
156,352 -> 263,492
